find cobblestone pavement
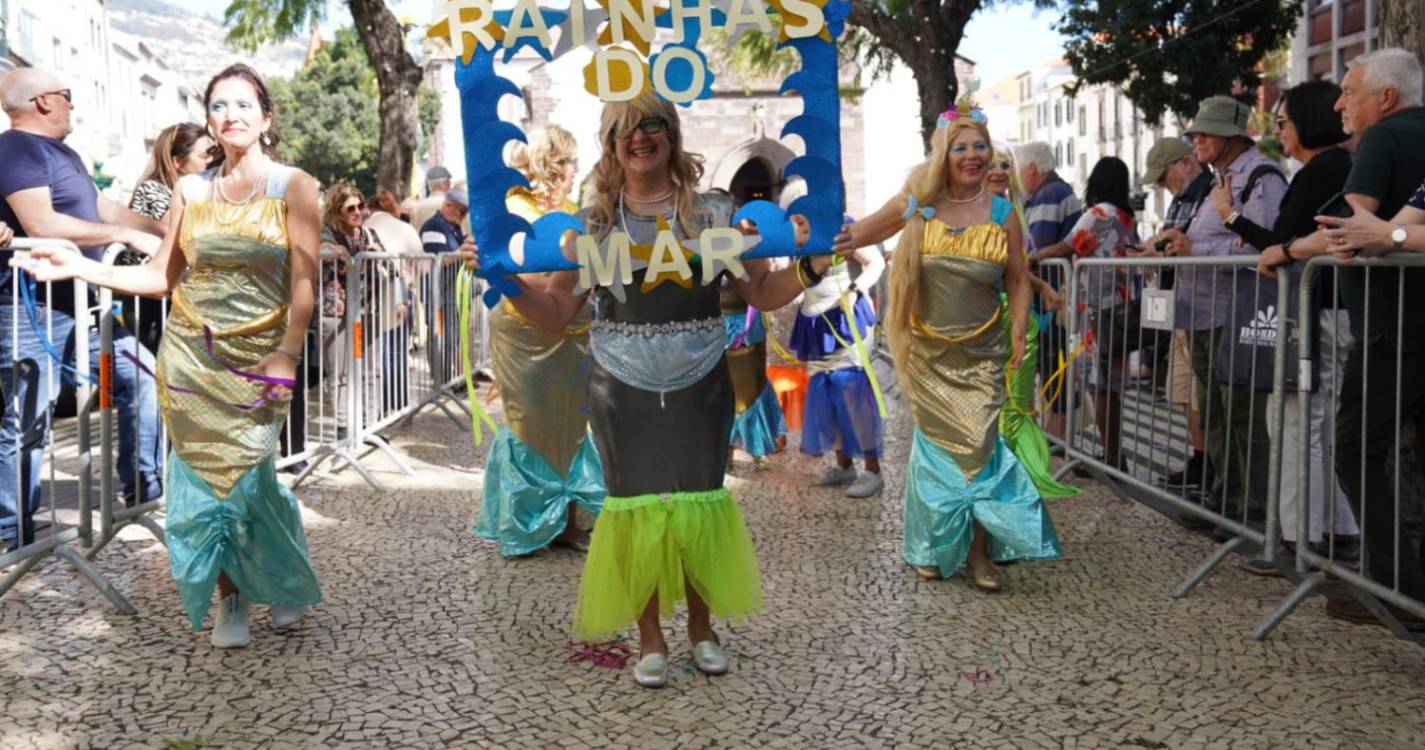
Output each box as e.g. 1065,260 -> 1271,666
3,389 -> 1425,749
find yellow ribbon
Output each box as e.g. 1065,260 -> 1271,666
815,293 -> 888,419
762,312 -> 805,366
457,268 -> 500,445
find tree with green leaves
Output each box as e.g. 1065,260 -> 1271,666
270,28 -> 382,195
725,1 -> 1052,149
1056,0 -> 1301,127
226,0 -> 423,197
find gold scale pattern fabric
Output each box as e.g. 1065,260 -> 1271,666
904,219 -> 1011,480
156,187 -> 293,498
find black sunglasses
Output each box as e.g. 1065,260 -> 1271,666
31,89 -> 72,104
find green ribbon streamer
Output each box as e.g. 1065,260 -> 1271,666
457,267 -> 500,445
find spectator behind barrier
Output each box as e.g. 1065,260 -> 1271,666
1016,140 -> 1084,439
1139,137 -> 1213,492
121,122 -> 214,354
1212,81 -> 1361,574
1154,95 -> 1286,527
0,67 -> 166,552
410,164 -> 452,231
1266,48 -> 1425,628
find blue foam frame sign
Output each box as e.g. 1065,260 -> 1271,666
443,0 -> 851,307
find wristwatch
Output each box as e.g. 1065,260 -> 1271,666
1392,225 -> 1409,249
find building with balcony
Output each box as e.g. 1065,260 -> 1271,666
1290,0 -> 1379,83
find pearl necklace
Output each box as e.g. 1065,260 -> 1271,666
214,164 -> 268,205
944,185 -> 985,204
618,188 -> 677,236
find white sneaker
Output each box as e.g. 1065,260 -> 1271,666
270,604 -> 308,629
813,465 -> 857,487
211,594 -> 250,648
846,471 -> 885,498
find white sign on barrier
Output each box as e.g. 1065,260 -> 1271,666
1141,288 -> 1175,331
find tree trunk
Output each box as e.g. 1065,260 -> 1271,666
348,0 -> 424,198
848,0 -> 979,151
1380,0 -> 1425,58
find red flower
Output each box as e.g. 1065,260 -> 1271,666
1071,230 -> 1100,258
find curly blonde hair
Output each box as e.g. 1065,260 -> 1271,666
509,124 -> 578,210
885,118 -> 995,380
585,91 -> 705,239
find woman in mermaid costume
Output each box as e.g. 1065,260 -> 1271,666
721,282 -> 788,470
475,125 -> 604,555
833,101 -> 1061,592
985,142 -> 1079,499
14,65 -> 323,646
480,92 -> 825,688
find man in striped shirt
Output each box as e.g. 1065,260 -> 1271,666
1015,142 -> 1083,438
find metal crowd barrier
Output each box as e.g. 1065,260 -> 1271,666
285,251 -> 477,493
1032,258 -> 1073,453
0,239 -> 139,612
1063,255 -> 1278,601
1252,253 -> 1425,640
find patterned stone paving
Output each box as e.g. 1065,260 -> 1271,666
3,390 -> 1425,749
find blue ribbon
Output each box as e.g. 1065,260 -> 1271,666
901,194 -> 936,222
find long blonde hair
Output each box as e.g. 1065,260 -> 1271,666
993,139 -> 1033,249
509,124 -> 578,210
885,118 -> 995,379
136,122 -> 207,189
586,91 -> 705,239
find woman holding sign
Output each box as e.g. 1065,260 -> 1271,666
476,124 -> 606,557
482,92 -> 828,688
833,101 -> 1061,591
12,64 -> 324,646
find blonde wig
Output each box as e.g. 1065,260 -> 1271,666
586,90 -> 705,239
885,117 -> 995,382
509,124 -> 578,210
992,139 -> 1033,249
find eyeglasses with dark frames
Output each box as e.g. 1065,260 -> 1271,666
30,89 -> 72,104
614,116 -> 668,140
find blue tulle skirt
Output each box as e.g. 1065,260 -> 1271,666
789,295 -> 876,361
801,367 -> 883,458
902,428 -> 1062,577
476,427 -> 606,557
730,380 -> 788,458
165,450 -> 322,630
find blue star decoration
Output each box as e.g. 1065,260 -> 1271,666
494,7 -> 569,63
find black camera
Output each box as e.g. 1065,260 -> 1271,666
1154,237 -> 1172,253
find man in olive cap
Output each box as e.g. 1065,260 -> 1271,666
1139,137 -> 1214,492
1157,96 -> 1286,525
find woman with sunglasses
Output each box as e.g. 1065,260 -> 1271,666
475,92 -> 826,687
833,101 -> 1061,592
13,64 -> 323,647
476,124 -> 605,557
985,144 -> 1078,500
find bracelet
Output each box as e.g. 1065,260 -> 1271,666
275,345 -> 302,364
1281,239 -> 1297,263
797,255 -> 825,287
1226,211 -> 1241,227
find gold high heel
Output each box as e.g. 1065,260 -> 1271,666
912,564 -> 943,581
969,563 -> 1002,593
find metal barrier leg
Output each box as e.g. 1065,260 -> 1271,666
53,545 -> 137,614
132,514 -> 166,546
0,555 -> 46,597
1170,537 -> 1248,598
362,434 -> 416,476
1252,571 -> 1325,640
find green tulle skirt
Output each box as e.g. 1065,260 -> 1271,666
572,488 -> 763,641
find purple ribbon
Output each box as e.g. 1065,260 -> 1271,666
731,305 -> 758,349
119,325 -> 297,413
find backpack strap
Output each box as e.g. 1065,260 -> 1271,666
1239,164 -> 1285,205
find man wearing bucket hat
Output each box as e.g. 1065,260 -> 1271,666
1156,95 -> 1286,527
1139,137 -> 1214,493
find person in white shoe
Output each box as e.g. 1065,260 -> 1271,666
472,92 -> 823,688
13,64 -> 323,647
788,211 -> 886,499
